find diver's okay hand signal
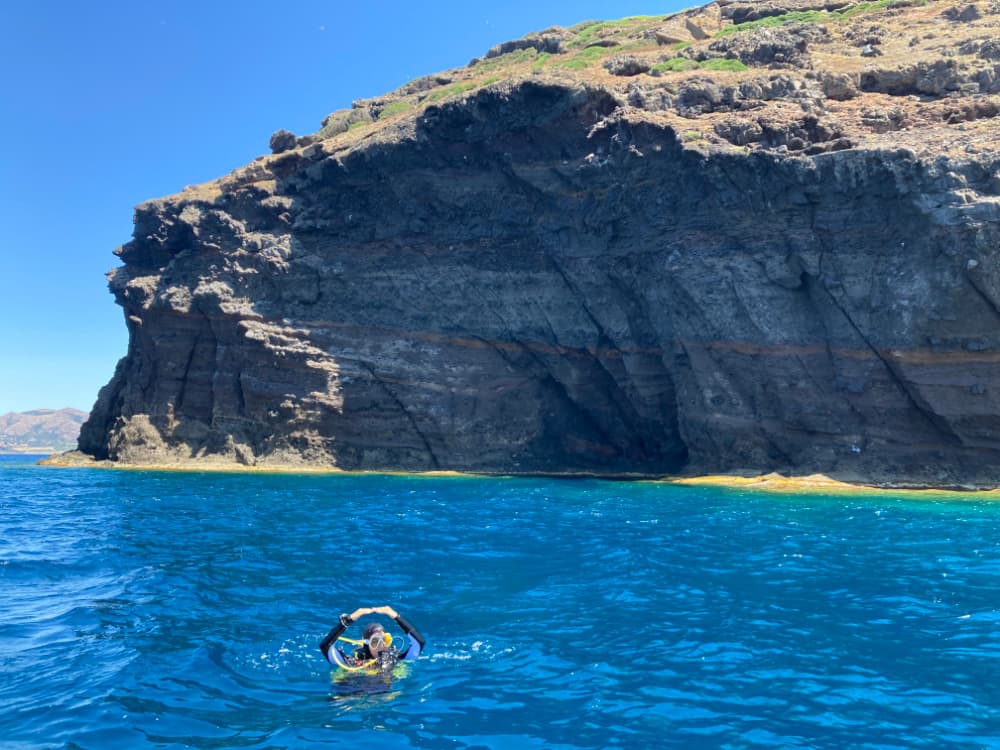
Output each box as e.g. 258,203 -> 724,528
344,605 -> 398,622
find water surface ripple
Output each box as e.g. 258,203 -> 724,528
2,456 -> 999,748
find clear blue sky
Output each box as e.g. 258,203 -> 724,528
0,0 -> 685,414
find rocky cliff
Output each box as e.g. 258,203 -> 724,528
75,0 -> 1000,486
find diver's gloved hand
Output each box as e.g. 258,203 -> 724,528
345,606 -> 375,623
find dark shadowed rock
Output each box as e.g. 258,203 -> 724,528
860,105 -> 908,133
980,40 -> 1000,60
860,60 -> 978,96
714,118 -> 765,145
604,55 -> 651,77
481,29 -> 570,61
269,129 -> 297,154
397,74 -> 454,95
942,98 -> 1000,124
716,112 -> 847,150
317,106 -> 374,138
626,81 -> 674,111
676,78 -> 725,114
943,3 -> 982,21
701,24 -> 825,68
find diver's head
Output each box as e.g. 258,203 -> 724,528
363,622 -> 392,656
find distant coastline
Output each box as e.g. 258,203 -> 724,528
1,408 -> 85,454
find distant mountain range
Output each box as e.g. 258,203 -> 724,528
0,409 -> 88,453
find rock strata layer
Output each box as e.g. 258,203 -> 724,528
78,0 -> 1000,487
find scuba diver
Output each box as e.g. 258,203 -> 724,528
319,605 -> 425,674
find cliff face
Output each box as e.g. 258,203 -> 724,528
78,0 -> 1000,485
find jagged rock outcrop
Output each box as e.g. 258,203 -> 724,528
75,0 -> 1000,487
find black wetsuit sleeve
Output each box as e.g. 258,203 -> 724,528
319,615 -> 351,659
394,614 -> 426,652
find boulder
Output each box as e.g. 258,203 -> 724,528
702,24 -> 821,68
604,55 -> 652,76
820,71 -> 859,100
269,129 -> 297,154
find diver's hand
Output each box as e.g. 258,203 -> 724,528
372,605 -> 399,618
348,607 -> 373,621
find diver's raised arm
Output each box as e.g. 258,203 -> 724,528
369,605 -> 425,651
395,614 -> 426,651
319,613 -> 351,659
318,608 -> 374,659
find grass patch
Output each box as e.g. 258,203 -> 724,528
347,120 -> 370,131
673,41 -> 692,51
716,0 -> 897,36
316,122 -> 341,139
650,56 -> 749,75
568,19 -> 601,34
378,100 -> 414,119
424,78 -> 501,103
555,45 -> 615,70
651,58 -> 700,73
533,52 -> 552,70
840,0 -> 895,18
425,82 -> 478,103
474,47 -> 539,74
698,58 -> 749,72
684,130 -> 703,141
615,39 -> 658,55
717,10 -> 829,36
566,16 -> 661,48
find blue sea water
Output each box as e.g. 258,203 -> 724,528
2,455 -> 999,749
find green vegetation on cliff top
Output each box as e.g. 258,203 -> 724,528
717,0 -> 928,36
312,0 -> 921,138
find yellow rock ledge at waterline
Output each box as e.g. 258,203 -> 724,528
40,452 -> 1000,498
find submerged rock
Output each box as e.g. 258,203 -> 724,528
78,0 -> 1000,487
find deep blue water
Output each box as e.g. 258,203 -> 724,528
2,455 -> 1000,749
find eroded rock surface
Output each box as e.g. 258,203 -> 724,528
78,0 -> 1000,486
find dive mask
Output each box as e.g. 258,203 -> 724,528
368,632 -> 392,650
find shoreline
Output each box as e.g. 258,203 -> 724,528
36,452 -> 1000,497
660,472 -> 1000,498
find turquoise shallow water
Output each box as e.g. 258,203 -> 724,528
2,455 -> 999,748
